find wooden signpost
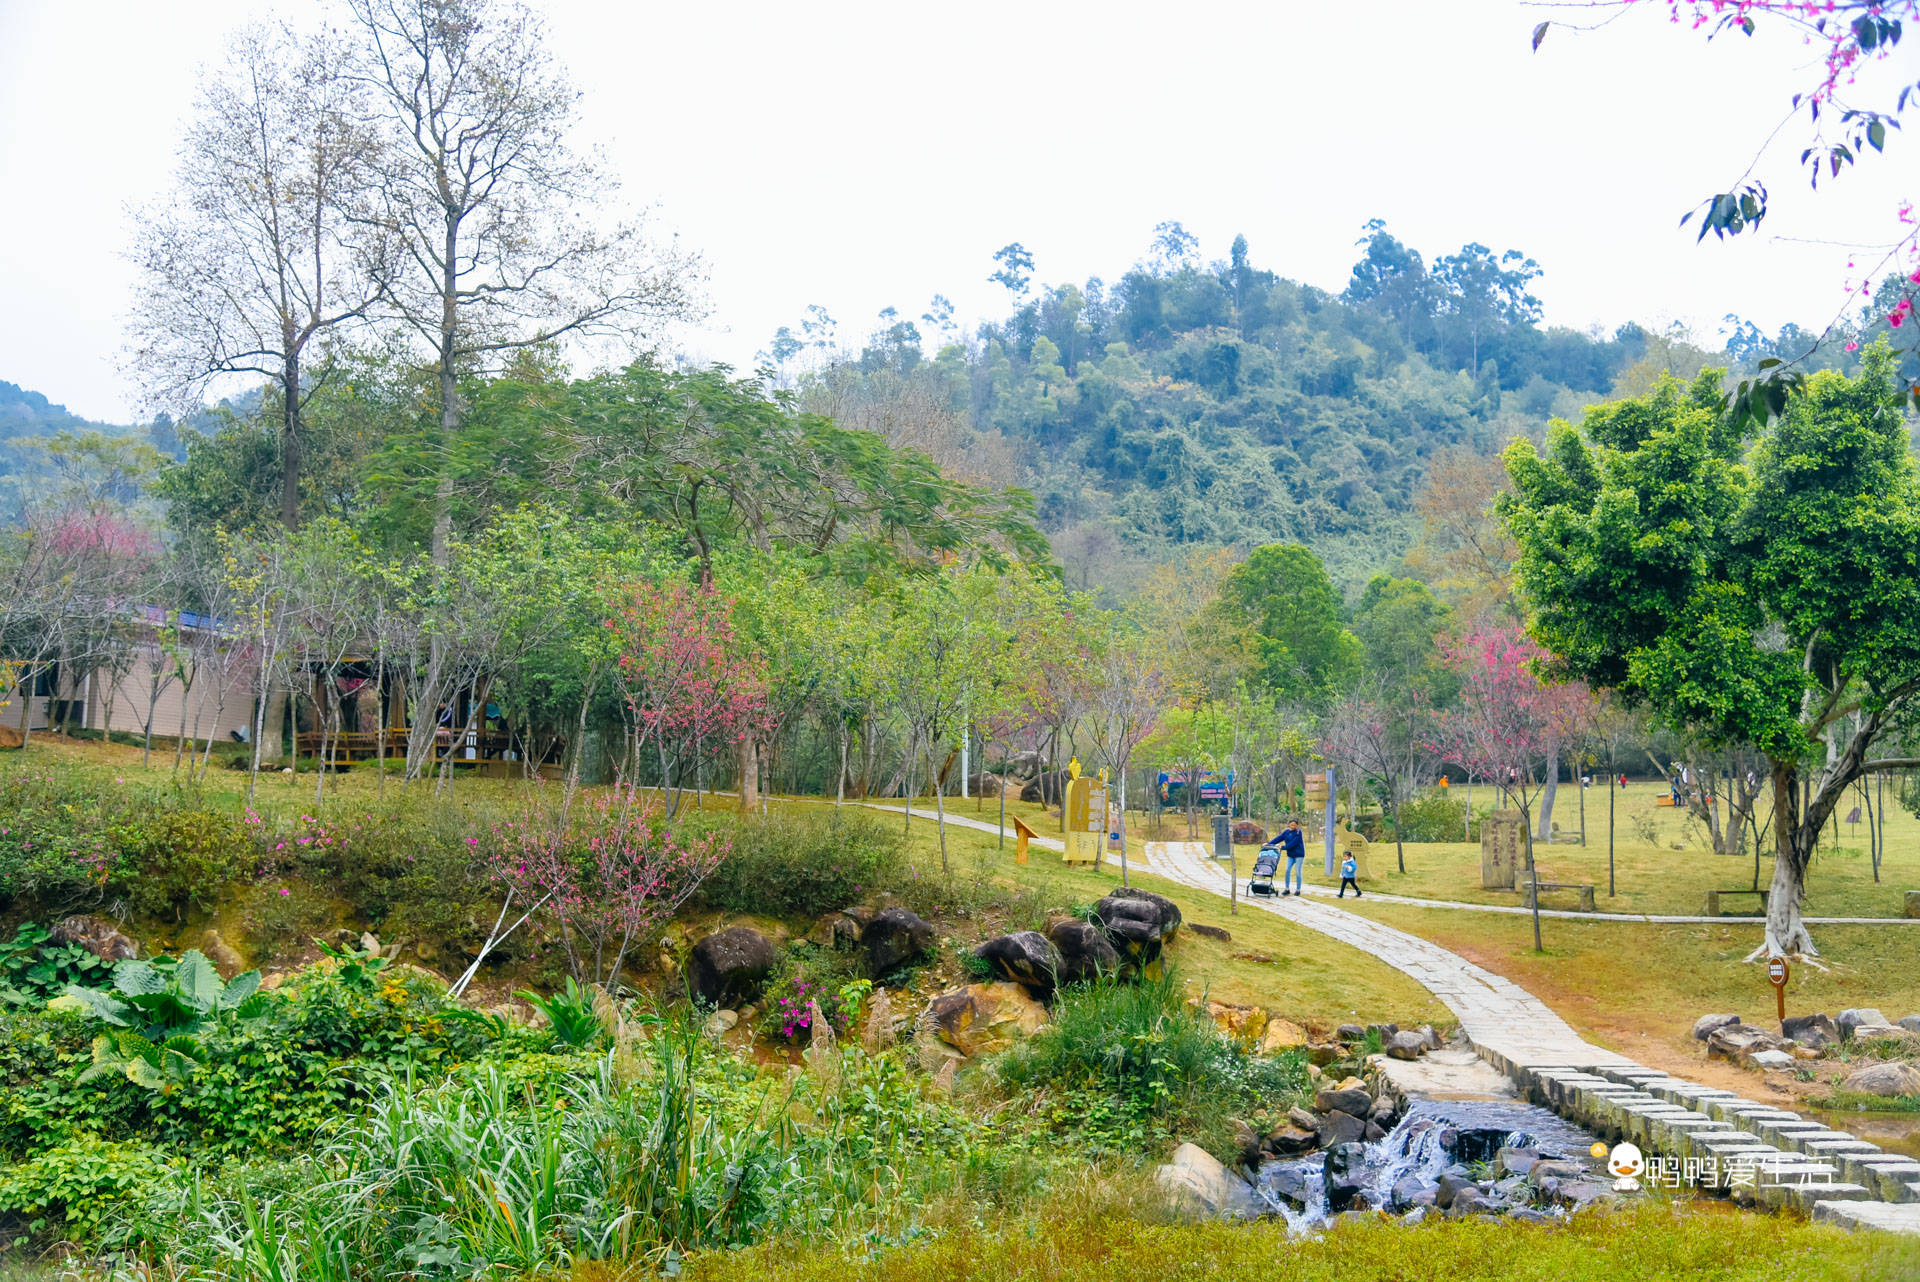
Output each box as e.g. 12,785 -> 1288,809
1768,956 -> 1789,1023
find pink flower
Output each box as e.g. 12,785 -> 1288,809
279,888 -> 290,896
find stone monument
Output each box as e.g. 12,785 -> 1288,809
1481,809 -> 1523,889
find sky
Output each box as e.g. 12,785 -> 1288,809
1,0 -> 1917,423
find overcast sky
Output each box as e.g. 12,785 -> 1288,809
2,0 -> 1916,423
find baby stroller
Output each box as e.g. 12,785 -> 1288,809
1248,847 -> 1280,896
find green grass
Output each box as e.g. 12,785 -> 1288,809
675,1192 -> 1920,1282
1351,782 -> 1916,919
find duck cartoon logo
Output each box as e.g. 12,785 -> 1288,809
1606,1141 -> 1645,1191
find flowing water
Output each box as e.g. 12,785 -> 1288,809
1254,1097 -> 1600,1231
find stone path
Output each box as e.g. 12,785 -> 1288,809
855,802 -> 1915,926
1143,839 -> 1920,1230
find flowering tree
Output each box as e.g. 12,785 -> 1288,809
1323,681 -> 1436,875
1432,626 -> 1590,951
459,794 -> 726,996
608,579 -> 770,816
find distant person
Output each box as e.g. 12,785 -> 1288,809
1278,819 -> 1306,896
1619,773 -> 1628,789
1338,850 -> 1361,898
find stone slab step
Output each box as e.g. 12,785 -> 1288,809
1759,1180 -> 1873,1212
1813,1200 -> 1920,1234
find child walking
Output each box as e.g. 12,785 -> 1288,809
1338,850 -> 1362,898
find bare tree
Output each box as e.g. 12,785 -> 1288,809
342,0 -> 702,561
1085,629 -> 1168,887
129,21 -> 387,530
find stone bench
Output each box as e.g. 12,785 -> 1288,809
1520,879 -> 1596,911
1706,888 -> 1770,916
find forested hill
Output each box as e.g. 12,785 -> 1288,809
791,222 -> 1868,595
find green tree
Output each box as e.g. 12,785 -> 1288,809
1216,544 -> 1361,705
1501,344 -> 1920,957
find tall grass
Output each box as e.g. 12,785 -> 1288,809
992,969 -> 1309,1154
113,1007 -> 1044,1279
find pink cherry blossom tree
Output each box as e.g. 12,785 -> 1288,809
1432,626 -> 1591,951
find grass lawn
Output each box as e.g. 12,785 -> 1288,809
1342,896 -> 1920,1076
1199,780 -> 1913,920
676,1192 -> 1920,1282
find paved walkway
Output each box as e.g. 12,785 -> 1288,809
856,803 -> 1915,926
1148,840 -> 1630,1069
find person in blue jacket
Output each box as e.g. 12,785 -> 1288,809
1278,819 -> 1306,895
1338,850 -> 1362,898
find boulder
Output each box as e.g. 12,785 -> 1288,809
1265,1125 -> 1317,1155
923,982 -> 1048,1057
1323,1141 -> 1369,1212
704,1008 -> 739,1036
0,725 -> 21,750
1419,1024 -> 1444,1050
1851,1024 -> 1913,1044
50,915 -> 137,963
1706,1023 -> 1786,1063
806,912 -> 862,950
1390,1173 -> 1430,1209
1231,1119 -> 1263,1170
1385,1030 -> 1429,1060
1691,1013 -> 1741,1042
1205,1002 -> 1269,1042
1497,1147 -> 1541,1179
1898,1015 -> 1920,1034
1315,1086 -> 1373,1116
1287,1105 -> 1319,1131
1092,888 -> 1183,964
1446,1187 -> 1488,1218
1369,1094 -> 1397,1124
1363,1121 -> 1386,1142
1838,1008 -> 1892,1040
861,907 -> 934,978
1782,1013 -> 1839,1050
1316,1109 -> 1367,1148
200,929 -> 245,977
1747,1048 -> 1794,1071
1047,918 -> 1120,983
1548,1179 -> 1618,1210
1231,819 -> 1267,845
1156,1142 -> 1262,1219
1336,1023 -> 1366,1043
1435,1173 -> 1476,1209
973,931 -> 1059,997
1263,1163 -> 1316,1206
686,927 -> 776,1007
1842,1062 -> 1920,1098
1261,1018 -> 1309,1054
1366,1022 -> 1400,1043
1018,771 -> 1068,805
1188,923 -> 1231,942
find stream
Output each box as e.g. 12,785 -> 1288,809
1254,1097 -> 1603,1231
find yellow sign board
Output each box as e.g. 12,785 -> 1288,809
1063,777 -> 1103,865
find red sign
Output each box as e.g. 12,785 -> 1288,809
1768,958 -> 1788,987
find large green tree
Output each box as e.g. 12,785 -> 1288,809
1501,345 -> 1920,957
1216,543 -> 1361,705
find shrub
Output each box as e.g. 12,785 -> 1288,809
0,921 -> 112,1005
1388,792 -> 1471,843
756,950 -> 863,1042
0,1133 -> 171,1244
691,809 -> 905,920
117,807 -> 253,921
242,881 -> 337,965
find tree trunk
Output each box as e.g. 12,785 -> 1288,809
1534,749 -> 1559,843
1750,759 -> 1818,959
1391,795 -> 1406,874
1607,761 -> 1616,897
738,735 -> 760,812
281,348 -> 302,530
1521,798 -> 1543,952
